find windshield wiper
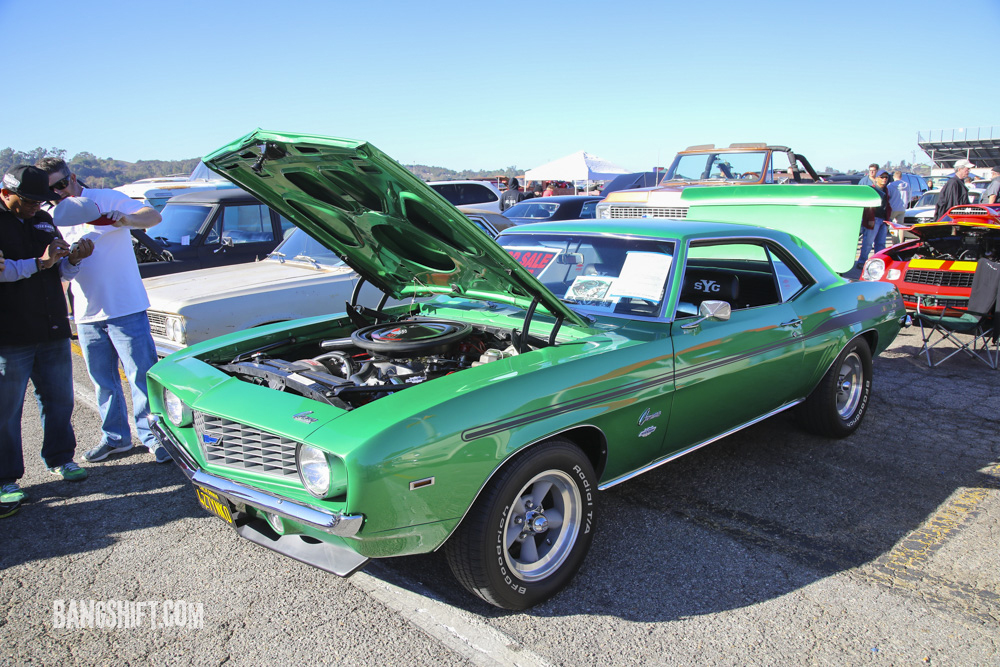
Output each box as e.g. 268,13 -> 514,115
153,236 -> 171,244
267,251 -> 285,263
293,254 -> 320,268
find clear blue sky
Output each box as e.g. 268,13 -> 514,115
4,0 -> 999,173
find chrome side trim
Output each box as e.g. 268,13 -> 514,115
597,400 -> 804,490
150,416 -> 363,538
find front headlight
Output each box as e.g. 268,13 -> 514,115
861,258 -> 885,281
297,444 -> 347,499
595,203 -> 610,219
163,389 -> 192,427
165,316 -> 186,344
887,268 -> 901,280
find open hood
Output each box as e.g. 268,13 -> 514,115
680,185 -> 882,273
203,130 -> 584,326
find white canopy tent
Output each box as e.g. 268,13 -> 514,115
524,150 -> 630,192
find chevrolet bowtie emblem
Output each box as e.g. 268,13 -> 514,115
293,411 -> 319,424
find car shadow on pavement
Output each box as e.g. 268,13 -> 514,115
0,449 -> 199,571
366,335 -> 1000,620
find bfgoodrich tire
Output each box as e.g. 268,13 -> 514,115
798,337 -> 872,438
445,440 -> 597,610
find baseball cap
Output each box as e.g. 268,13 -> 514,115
52,197 -> 115,227
876,169 -> 891,178
954,159 -> 976,169
1,165 -> 60,201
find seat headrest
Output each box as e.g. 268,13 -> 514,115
681,270 -> 740,303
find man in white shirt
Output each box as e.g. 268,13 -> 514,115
37,158 -> 171,464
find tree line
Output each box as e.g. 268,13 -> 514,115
2,146 -> 519,189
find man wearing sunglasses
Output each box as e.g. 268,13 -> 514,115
36,158 -> 170,466
1,165 -> 96,518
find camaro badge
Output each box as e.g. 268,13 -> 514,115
294,411 -> 319,424
638,408 -> 662,426
202,434 -> 220,445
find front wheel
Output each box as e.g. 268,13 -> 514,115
798,337 -> 872,438
445,440 -> 597,610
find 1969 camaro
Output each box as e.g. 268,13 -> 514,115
148,131 -> 906,609
861,204 -> 1000,312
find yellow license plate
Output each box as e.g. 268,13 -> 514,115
196,486 -> 233,524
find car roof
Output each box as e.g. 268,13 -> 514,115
498,216 -> 790,241
164,188 -> 263,205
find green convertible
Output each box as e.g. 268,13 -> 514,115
148,131 -> 906,609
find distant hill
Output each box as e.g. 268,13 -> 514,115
2,146 -> 520,189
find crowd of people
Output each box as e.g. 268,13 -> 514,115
1,161 -> 169,520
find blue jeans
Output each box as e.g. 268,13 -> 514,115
77,311 -> 158,451
0,339 -> 77,482
858,218 -> 888,266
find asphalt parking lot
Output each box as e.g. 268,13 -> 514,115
1,326 -> 998,666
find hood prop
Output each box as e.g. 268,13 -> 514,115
250,142 -> 288,175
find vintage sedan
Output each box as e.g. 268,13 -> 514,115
147,131 -> 905,610
502,195 -> 603,225
861,204 -> 1000,311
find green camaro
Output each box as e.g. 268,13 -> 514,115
148,131 -> 906,610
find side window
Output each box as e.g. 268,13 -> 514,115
220,204 -> 274,244
579,200 -> 598,219
767,247 -> 806,301
678,241 -> 783,316
466,215 -> 496,237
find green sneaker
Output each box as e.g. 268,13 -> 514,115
48,461 -> 88,481
0,500 -> 20,519
0,482 -> 25,503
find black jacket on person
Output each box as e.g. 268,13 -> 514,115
500,178 -> 526,212
0,201 -> 72,345
934,175 -> 970,220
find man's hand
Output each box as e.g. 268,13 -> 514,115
40,239 -> 70,269
68,239 -> 95,265
106,210 -> 129,227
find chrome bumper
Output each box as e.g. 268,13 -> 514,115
150,416 -> 364,539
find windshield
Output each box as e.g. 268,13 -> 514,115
664,151 -> 770,183
496,233 -> 676,318
916,192 -> 939,207
268,228 -> 344,266
504,201 -> 561,220
149,204 -> 212,244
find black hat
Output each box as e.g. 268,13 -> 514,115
2,165 -> 60,201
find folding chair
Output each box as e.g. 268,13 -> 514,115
912,259 -> 1000,369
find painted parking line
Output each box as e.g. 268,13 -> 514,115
861,464 -> 1000,623
351,569 -> 551,667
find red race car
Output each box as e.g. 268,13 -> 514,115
860,204 -> 1000,312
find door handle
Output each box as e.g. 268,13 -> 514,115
780,318 -> 802,328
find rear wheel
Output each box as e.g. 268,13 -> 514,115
445,440 -> 597,610
798,337 -> 872,437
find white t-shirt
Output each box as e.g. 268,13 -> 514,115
60,189 -> 150,323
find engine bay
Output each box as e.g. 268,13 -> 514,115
213,316 -> 543,410
893,228 -> 1000,263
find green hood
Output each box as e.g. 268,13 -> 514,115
203,130 -> 585,326
681,184 -> 881,273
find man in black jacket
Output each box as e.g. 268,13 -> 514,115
934,159 -> 975,220
500,178 -> 526,212
0,166 -> 93,518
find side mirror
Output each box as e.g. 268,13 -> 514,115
213,236 -> 235,254
680,300 -> 732,330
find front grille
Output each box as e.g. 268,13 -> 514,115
147,311 -> 168,337
948,205 -> 989,217
902,294 -> 968,310
904,269 -> 975,288
609,206 -> 689,219
903,217 -> 921,226
194,412 -> 298,478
